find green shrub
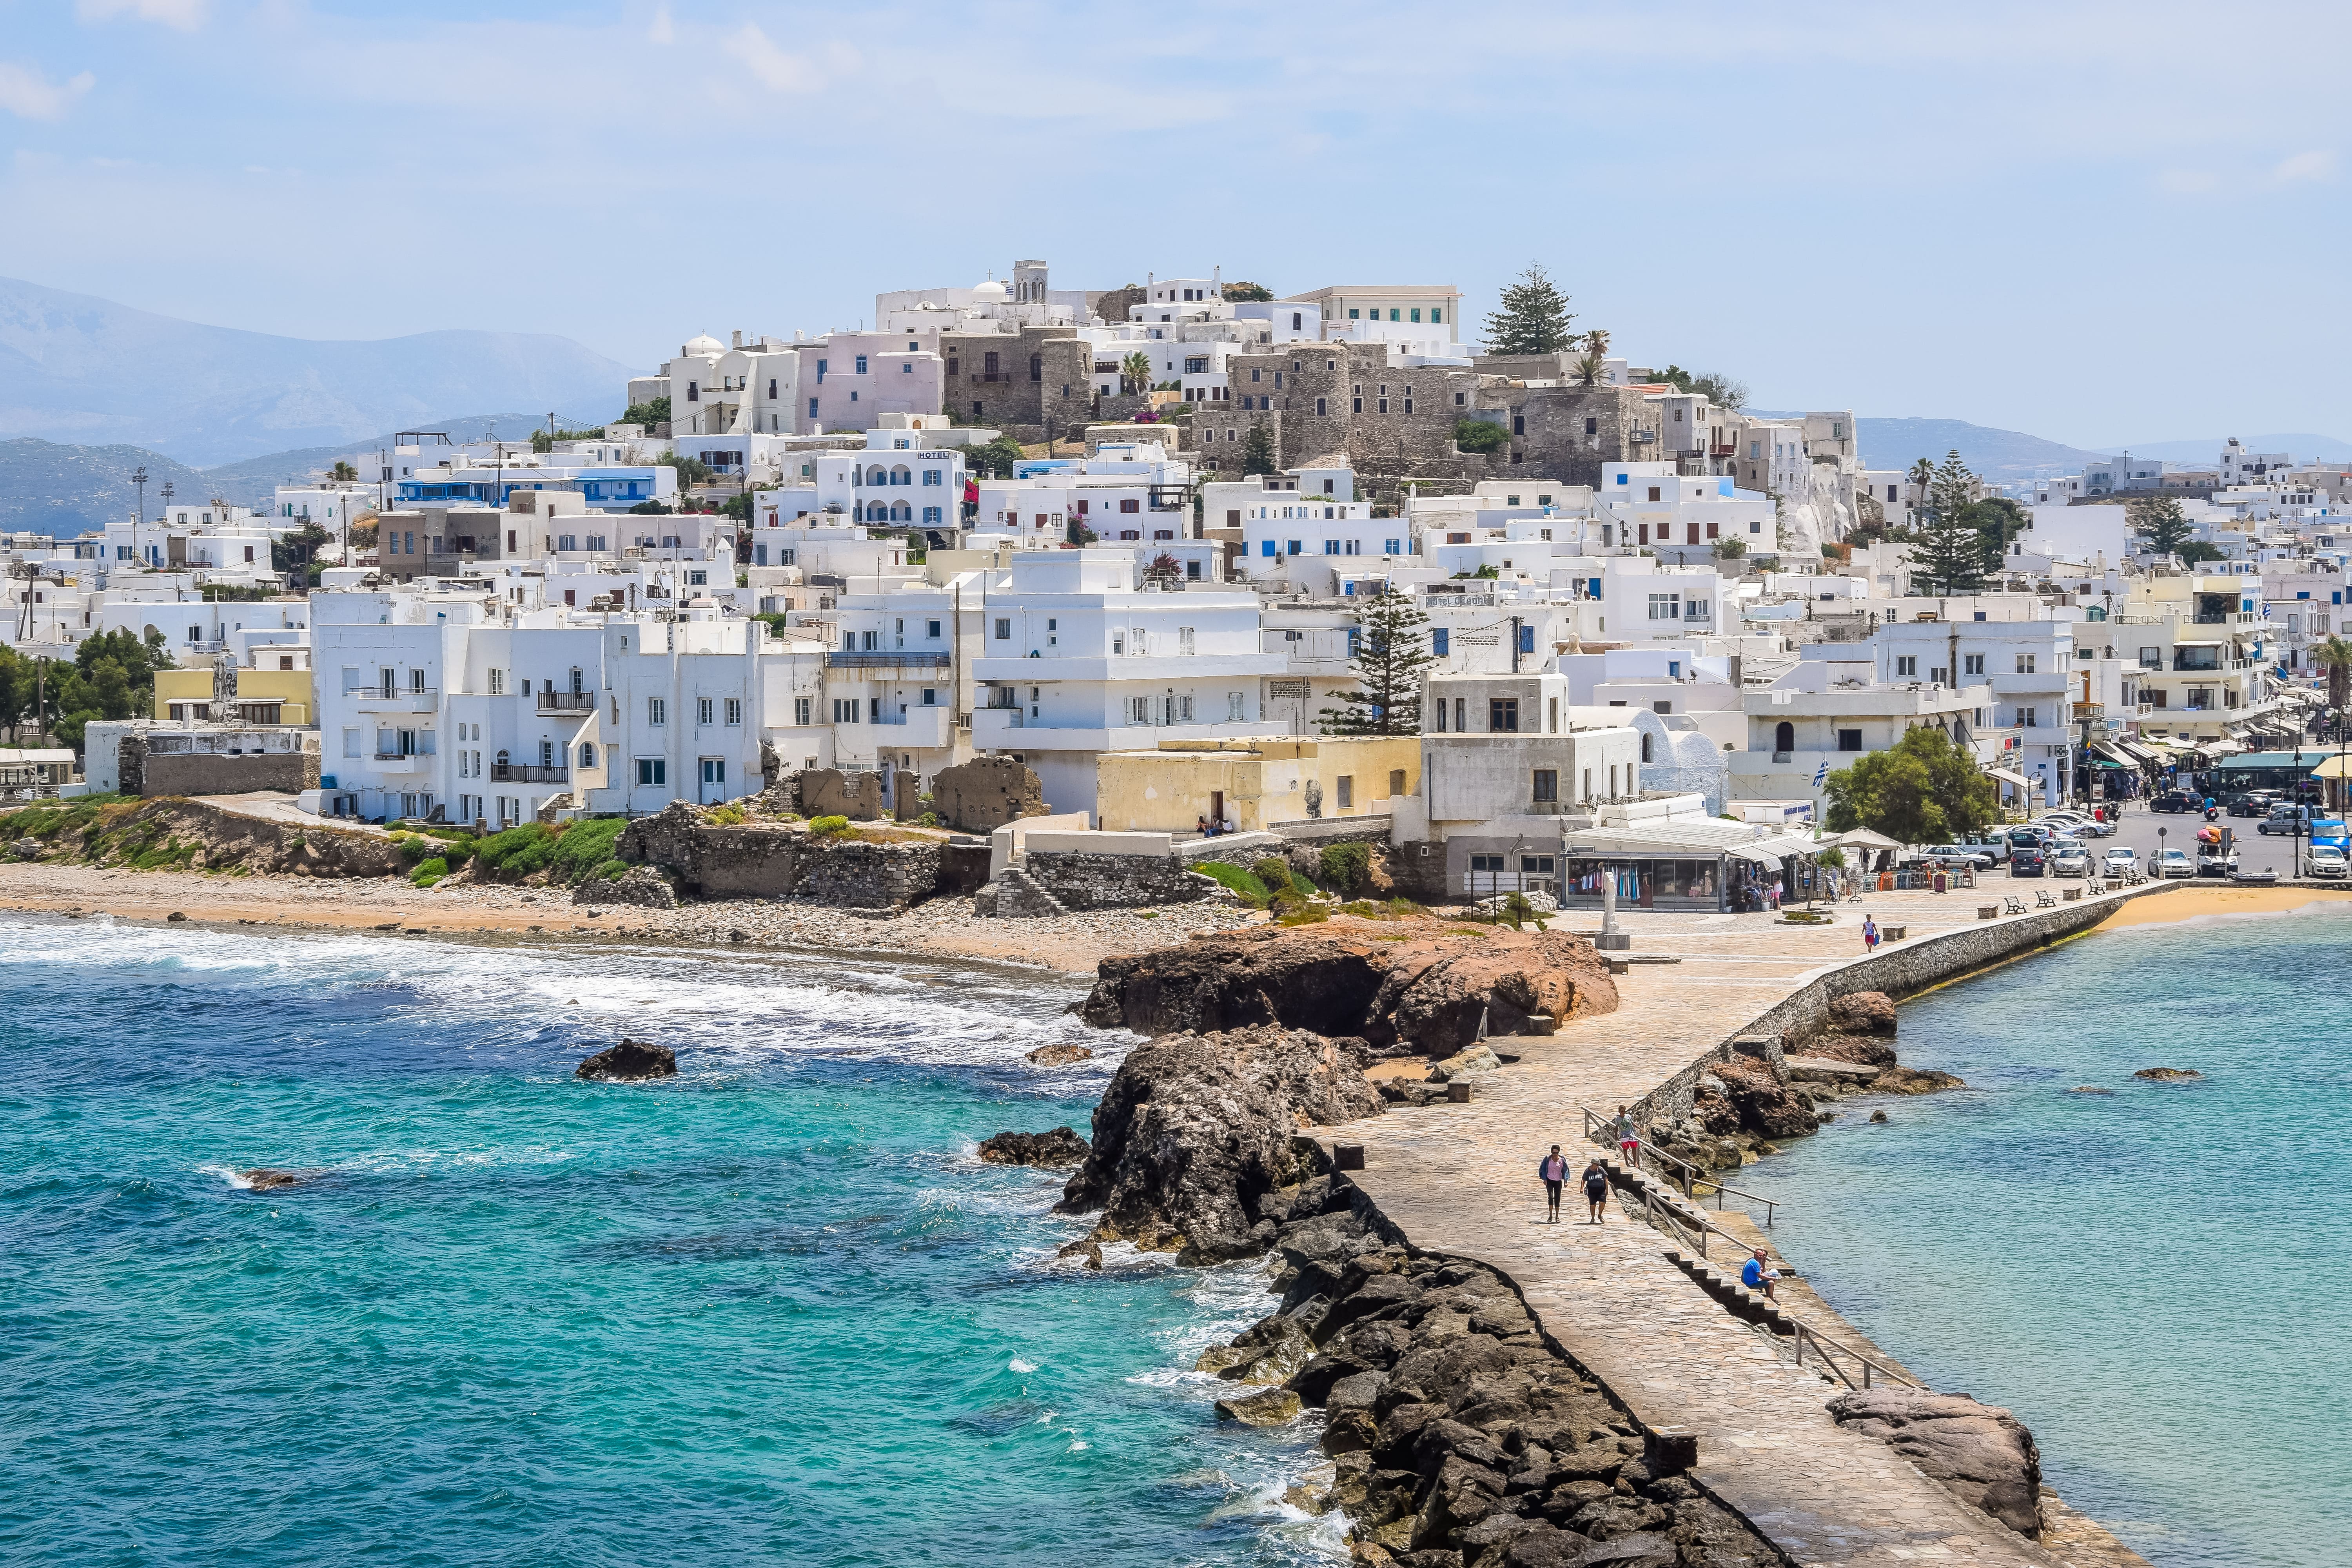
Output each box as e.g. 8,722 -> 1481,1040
808,815 -> 851,836
474,822 -> 558,879
547,817 -> 627,885
1320,842 -> 1371,895
1194,861 -> 1271,903
409,857 -> 449,886
588,858 -> 629,884
1454,417 -> 1508,454
395,836 -> 436,867
1251,856 -> 1295,893
708,802 -> 748,826
1274,905 -> 1329,926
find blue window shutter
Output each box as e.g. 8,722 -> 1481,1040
1261,541 -> 1276,557
1433,629 -> 1449,655
1518,626 -> 1535,653
1617,474 -> 1628,485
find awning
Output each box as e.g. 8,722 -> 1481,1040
1725,843 -> 1792,867
2170,639 -> 2225,647
1824,827 -> 1905,851
2307,755 -> 2352,779
1986,766 -> 2033,788
2204,739 -> 2246,756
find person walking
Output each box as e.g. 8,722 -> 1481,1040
1614,1105 -> 1640,1167
1862,915 -> 1879,955
1538,1145 -> 1568,1222
1582,1158 -> 1611,1223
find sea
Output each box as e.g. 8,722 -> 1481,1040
0,917 -> 1340,1567
1756,901 -> 2352,1568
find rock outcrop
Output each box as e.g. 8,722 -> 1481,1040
1078,920 -> 1617,1050
238,1168 -> 317,1191
576,1039 -> 677,1081
2132,1066 -> 2203,1082
1215,1232 -> 1778,1566
1055,1025 -> 1383,1262
1828,1388 -> 2043,1537
1023,1043 -> 1094,1067
573,866 -> 679,909
977,1127 -> 1090,1167
1826,990 -> 1898,1037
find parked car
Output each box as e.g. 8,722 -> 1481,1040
2103,846 -> 2140,876
2228,791 -> 2281,818
2011,846 -> 2047,876
2050,845 -> 2092,878
1959,835 -> 2011,864
2154,847 -> 2197,878
2257,804 -> 2314,835
2306,844 -> 2349,878
2198,848 -> 2239,877
2150,790 -> 2202,813
2040,811 -> 2110,838
1923,844 -> 1996,871
2007,826 -> 2056,849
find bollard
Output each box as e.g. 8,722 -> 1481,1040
1645,1426 -> 1700,1476
1446,1081 -> 1473,1104
1333,1143 -> 1366,1171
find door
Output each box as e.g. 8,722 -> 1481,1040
1210,790 -> 1224,829
699,758 -> 726,804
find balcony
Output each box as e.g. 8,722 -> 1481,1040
969,372 -> 1019,383
350,686 -> 438,712
537,690 -> 598,713
371,751 -> 429,771
828,651 -> 953,671
490,762 -> 568,783
867,706 -> 955,746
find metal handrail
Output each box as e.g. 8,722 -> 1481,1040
1583,1105 -> 1778,1225
1790,1318 -> 1924,1391
1642,1189 -> 1708,1259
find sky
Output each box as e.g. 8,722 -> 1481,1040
3,0 -> 2350,450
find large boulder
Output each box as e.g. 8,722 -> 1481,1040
1712,1058 -> 1817,1139
573,866 -> 678,909
977,1127 -> 1089,1167
1827,1388 -> 2043,1537
1078,920 -> 1616,1049
1055,1026 -> 1382,1260
1827,990 -> 1898,1036
576,1039 -> 677,1081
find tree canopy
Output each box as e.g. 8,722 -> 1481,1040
2127,493 -> 2197,558
1823,726 -> 1998,844
1221,281 -> 1274,302
1318,591 -> 1437,736
619,396 -> 671,428
1482,263 -> 1577,355
1240,423 -> 1278,476
959,435 -> 1025,480
1651,365 -> 1749,410
1453,417 -> 1508,455
1908,449 -> 1988,595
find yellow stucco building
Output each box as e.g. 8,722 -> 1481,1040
153,664 -> 314,725
1094,735 -> 1421,833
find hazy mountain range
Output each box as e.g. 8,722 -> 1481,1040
0,415 -> 601,536
1852,418 -> 2352,480
0,275 -> 637,467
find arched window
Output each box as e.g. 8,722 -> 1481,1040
1641,733 -> 1653,764
866,465 -> 888,485
1029,354 -> 1042,382
494,749 -> 510,777
891,501 -> 913,522
890,464 -> 911,486
579,742 -> 597,768
1773,721 -> 1795,753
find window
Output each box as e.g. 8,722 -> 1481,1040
1130,696 -> 1150,723
2015,653 -> 2037,674
1837,729 -> 1863,751
2138,646 -> 2162,669
855,354 -> 868,374
1532,769 -> 1557,802
696,697 -> 715,726
648,698 -> 666,725
995,617 -> 1011,640
2019,707 -> 2040,728
1896,655 -> 1917,677
1964,653 -> 1985,675
1489,698 -> 1519,733
636,758 -> 666,786
1432,628 -> 1449,655
724,697 -> 741,726
794,696 -> 811,726
1179,626 -> 1196,655
1646,593 -> 1681,621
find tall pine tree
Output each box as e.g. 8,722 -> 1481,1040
1482,263 -> 1576,355
1907,448 -> 1987,595
1317,591 -> 1437,736
2127,493 -> 2195,558
1240,422 -> 1278,475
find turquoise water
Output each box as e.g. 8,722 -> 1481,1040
0,919 -> 1338,1566
1759,903 -> 2352,1568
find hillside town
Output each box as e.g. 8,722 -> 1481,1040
2,260 -> 2346,908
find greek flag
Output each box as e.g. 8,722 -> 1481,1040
1813,760 -> 1828,788
2262,601 -> 2273,620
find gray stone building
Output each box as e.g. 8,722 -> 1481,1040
938,327 -> 1095,439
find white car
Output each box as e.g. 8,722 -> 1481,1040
2050,845 -> 2092,878
2042,813 -> 2111,838
2154,848 -> 2197,879
2307,844 -> 2348,878
2103,847 -> 2140,875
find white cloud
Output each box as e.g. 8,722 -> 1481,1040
648,5 -> 673,45
76,0 -> 208,29
728,23 -> 817,92
0,62 -> 96,122
2270,149 -> 2336,185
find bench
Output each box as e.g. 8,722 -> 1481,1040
2003,896 -> 2027,915
2035,889 -> 2057,908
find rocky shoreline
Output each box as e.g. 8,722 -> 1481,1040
1029,918 -> 2049,1568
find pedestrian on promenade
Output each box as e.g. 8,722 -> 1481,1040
1538,1145 -> 1568,1222
1862,915 -> 1879,955
1614,1105 -> 1640,1165
1582,1159 -> 1611,1223
1742,1249 -> 1780,1302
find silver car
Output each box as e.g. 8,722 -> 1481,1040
2050,845 -> 2091,878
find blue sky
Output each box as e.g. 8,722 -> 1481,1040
4,0 -> 2348,449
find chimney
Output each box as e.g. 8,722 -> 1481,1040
731,330 -> 743,349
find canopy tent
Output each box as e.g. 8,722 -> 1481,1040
2306,754 -> 2352,780
1985,766 -> 2034,789
1824,827 -> 1905,851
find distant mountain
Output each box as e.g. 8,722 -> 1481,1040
0,413 -> 603,536
0,276 -> 639,467
1852,418 -> 2110,483
2094,434 -> 2352,467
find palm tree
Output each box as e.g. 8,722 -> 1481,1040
2312,635 -> 2352,714
1580,328 -> 1610,359
1120,351 -> 1153,396
1573,349 -> 1608,388
328,460 -> 357,482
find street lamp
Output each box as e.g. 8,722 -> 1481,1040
132,465 -> 148,528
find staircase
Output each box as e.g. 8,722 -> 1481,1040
980,864 -> 1068,918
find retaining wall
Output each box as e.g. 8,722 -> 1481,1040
1022,850 -> 1214,911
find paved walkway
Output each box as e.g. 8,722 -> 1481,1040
1343,884 -> 2165,1566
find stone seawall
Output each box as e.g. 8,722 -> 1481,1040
1023,850 -> 1212,911
1631,883 -> 2178,1126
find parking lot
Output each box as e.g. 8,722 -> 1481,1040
2004,801 -> 2340,881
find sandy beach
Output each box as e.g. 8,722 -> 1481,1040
2091,883 -> 2352,928
0,862 -> 1259,975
